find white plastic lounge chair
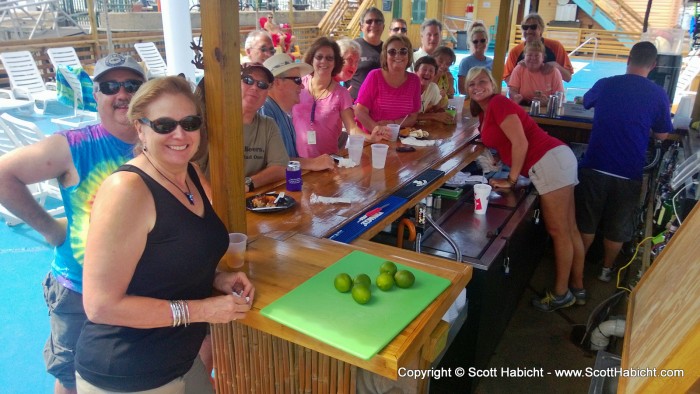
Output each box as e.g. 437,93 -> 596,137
0,50 -> 58,114
0,115 -> 65,226
52,65 -> 99,130
46,47 -> 82,70
134,42 -> 168,78
134,42 -> 204,80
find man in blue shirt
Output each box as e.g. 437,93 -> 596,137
577,41 -> 672,284
261,53 -> 335,171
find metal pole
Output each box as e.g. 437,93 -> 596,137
102,0 -> 114,53
643,0 -> 652,33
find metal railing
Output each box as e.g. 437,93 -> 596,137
569,33 -> 599,63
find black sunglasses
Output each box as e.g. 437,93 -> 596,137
387,48 -> 409,56
280,76 -> 303,85
472,39 -> 487,44
242,75 -> 270,90
391,27 -> 407,33
97,80 -> 143,95
364,18 -> 384,25
521,24 -> 539,31
139,115 -> 203,134
257,46 -> 276,54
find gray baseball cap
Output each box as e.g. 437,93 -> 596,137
93,54 -> 145,81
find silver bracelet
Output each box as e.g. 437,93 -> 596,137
182,300 -> 190,327
169,300 -> 180,327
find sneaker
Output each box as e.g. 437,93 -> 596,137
570,287 -> 587,306
598,267 -> 613,282
532,290 -> 576,312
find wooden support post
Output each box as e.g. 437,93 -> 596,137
491,0 -> 515,91
200,1 -> 247,247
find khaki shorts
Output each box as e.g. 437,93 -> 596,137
528,145 -> 579,195
76,357 -> 212,394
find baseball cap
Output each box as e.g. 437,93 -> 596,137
241,62 -> 274,83
263,53 -> 312,78
93,53 -> 145,82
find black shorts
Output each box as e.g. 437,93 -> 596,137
575,168 -> 642,243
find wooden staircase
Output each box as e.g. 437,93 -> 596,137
318,0 -> 368,39
572,0 -> 644,32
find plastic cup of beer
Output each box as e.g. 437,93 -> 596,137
473,184 -> 492,215
371,144 -> 389,169
387,124 -> 400,141
227,233 -> 248,269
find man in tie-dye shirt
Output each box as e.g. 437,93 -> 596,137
0,54 -> 145,394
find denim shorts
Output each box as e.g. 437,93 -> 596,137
528,145 -> 579,195
43,272 -> 87,389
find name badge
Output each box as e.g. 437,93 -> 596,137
307,130 -> 317,145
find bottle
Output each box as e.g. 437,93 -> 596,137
285,161 -> 303,191
434,195 -> 442,209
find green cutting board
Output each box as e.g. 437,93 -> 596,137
260,250 -> 451,360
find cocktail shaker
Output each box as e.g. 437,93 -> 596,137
547,95 -> 560,118
529,99 -> 541,116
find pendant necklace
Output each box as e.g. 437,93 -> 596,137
309,78 -> 332,125
143,153 -> 195,206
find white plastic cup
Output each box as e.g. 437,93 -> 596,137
347,135 -> 364,165
453,95 -> 465,114
473,184 -> 492,215
387,124 -> 400,141
370,143 -> 389,169
226,233 -> 248,269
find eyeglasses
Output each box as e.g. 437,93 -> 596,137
387,48 -> 409,57
472,39 -> 487,45
364,18 -> 384,25
242,75 -> 271,90
257,46 -> 276,54
139,115 -> 203,134
96,80 -> 143,95
391,27 -> 407,33
314,54 -> 335,62
521,24 -> 539,31
280,76 -> 303,85
343,57 -> 359,67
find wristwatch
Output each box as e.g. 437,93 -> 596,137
245,176 -> 254,191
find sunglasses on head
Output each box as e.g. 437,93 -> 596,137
242,75 -> 271,90
391,27 -> 407,33
472,38 -> 487,44
314,54 -> 335,62
97,80 -> 143,95
364,18 -> 383,25
387,48 -> 409,57
521,24 -> 539,31
139,115 -> 202,134
280,76 -> 303,85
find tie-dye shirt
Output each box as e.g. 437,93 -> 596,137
52,124 -> 134,293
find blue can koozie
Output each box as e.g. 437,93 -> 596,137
286,161 -> 302,191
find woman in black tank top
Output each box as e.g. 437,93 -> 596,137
74,76 -> 255,392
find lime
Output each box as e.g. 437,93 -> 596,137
379,261 -> 398,276
394,270 -> 415,289
376,272 -> 395,291
354,273 -> 371,287
351,284 -> 372,305
334,273 -> 353,293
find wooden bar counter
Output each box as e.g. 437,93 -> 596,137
212,233 -> 472,393
246,116 -> 483,240
211,116 -> 481,393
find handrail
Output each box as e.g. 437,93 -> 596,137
570,33 -> 598,64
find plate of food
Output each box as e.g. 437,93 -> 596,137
246,192 -> 296,213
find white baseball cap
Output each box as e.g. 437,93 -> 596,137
263,53 -> 313,77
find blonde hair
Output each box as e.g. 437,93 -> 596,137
524,40 -> 545,55
464,67 -> 497,116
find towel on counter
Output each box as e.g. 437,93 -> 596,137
400,136 -> 438,147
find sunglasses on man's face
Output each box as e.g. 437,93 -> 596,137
280,76 -> 303,85
472,39 -> 487,45
521,24 -> 539,31
139,115 -> 203,134
387,48 -> 409,57
364,18 -> 384,26
391,27 -> 407,33
97,80 -> 143,95
242,75 -> 271,90
257,46 -> 276,54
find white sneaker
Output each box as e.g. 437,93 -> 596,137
598,267 -> 613,282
